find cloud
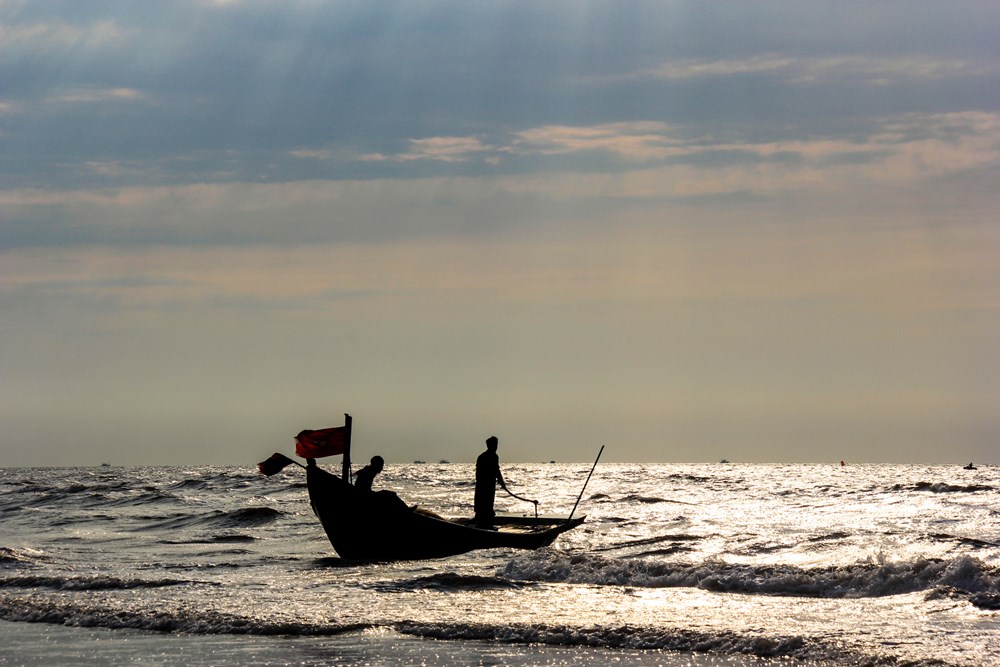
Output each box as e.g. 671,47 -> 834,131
2,109 -> 997,254
360,125 -> 687,164
345,111 -> 1000,191
3,18 -> 136,52
47,87 -> 147,105
512,122 -> 682,160
651,55 -> 798,80
361,136 -> 497,163
289,148 -> 332,160
3,2 -> 999,196
644,54 -> 999,86
791,55 -> 999,85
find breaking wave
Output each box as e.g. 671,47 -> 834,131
0,595 -> 951,666
894,482 -> 995,494
394,620 -> 935,666
0,596 -> 369,636
0,575 -> 202,591
365,572 -> 528,593
501,552 -> 1000,604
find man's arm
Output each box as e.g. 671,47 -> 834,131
496,463 -> 508,491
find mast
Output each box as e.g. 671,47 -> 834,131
342,413 -> 353,482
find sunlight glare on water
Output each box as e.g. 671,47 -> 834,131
0,462 -> 997,665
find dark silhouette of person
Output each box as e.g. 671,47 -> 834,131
354,455 -> 384,492
475,436 -> 509,527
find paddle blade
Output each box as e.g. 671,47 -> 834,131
258,453 -> 295,476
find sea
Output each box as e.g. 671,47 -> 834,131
1,461 -> 997,666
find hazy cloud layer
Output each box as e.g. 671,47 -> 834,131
2,1 -> 999,466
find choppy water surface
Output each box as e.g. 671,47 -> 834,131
1,462 -> 997,665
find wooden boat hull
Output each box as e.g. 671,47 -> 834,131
307,464 -> 584,561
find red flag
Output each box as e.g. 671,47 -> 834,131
295,426 -> 348,458
257,452 -> 296,476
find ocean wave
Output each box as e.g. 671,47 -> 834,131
969,592 -> 1000,610
665,473 -> 712,483
0,547 -> 50,567
394,620 -> 933,666
925,585 -> 1000,611
593,532 -> 703,558
168,478 -> 214,491
63,482 -> 129,494
160,534 -> 258,545
1,481 -> 174,512
0,596 -> 371,636
804,531 -> 852,543
366,572 -> 528,593
894,482 -> 995,493
0,597 -> 962,666
619,493 -> 699,506
501,552 -> 1000,601
621,494 -> 670,504
212,507 -> 284,528
0,574 -> 200,591
626,546 -> 696,558
139,507 -> 283,531
928,533 -> 1000,549
104,490 -> 177,507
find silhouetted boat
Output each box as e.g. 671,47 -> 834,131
306,463 -> 584,561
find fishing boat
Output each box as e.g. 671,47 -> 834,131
259,414 -> 596,561
306,463 -> 584,561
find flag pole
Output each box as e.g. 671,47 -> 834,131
342,413 -> 353,482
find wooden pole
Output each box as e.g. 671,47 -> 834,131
568,445 -> 603,520
342,413 -> 352,482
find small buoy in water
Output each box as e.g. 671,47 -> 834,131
840,460 -> 846,467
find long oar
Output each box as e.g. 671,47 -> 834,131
568,445 -> 604,521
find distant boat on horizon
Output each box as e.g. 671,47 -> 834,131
100,462 -> 111,467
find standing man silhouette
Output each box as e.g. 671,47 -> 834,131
475,436 -> 509,528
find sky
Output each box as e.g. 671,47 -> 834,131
2,1 -> 999,467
